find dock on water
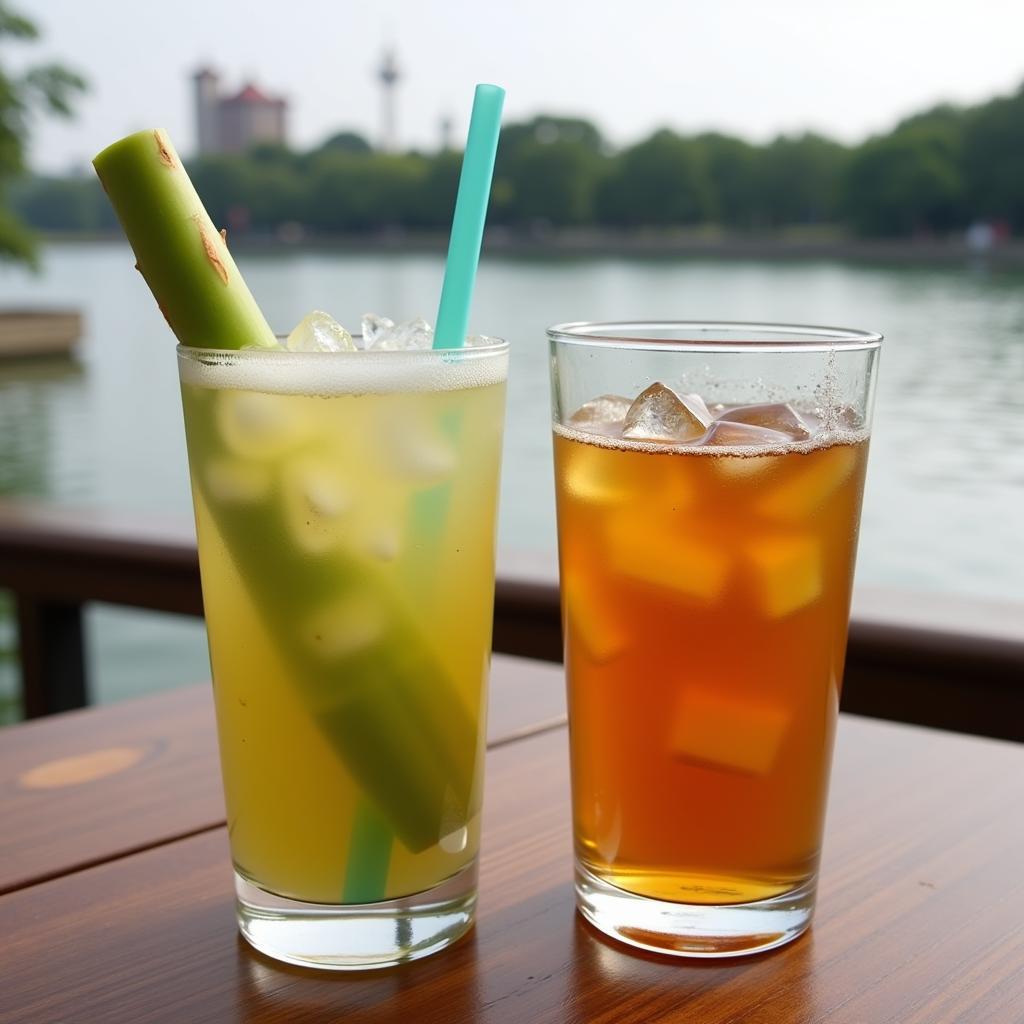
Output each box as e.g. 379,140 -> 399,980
0,309 -> 81,360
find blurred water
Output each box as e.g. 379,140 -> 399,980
0,242 -> 1021,717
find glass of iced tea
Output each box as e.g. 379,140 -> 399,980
549,321 -> 881,957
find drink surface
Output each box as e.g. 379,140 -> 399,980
555,410 -> 868,905
180,347 -> 507,904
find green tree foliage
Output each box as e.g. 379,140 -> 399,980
596,130 -> 712,226
962,86 -> 1024,229
314,130 -> 373,156
693,133 -> 759,229
753,134 -> 849,227
0,2 -> 85,264
15,79 -> 1024,239
843,120 -> 964,236
492,116 -> 605,226
306,152 -> 430,231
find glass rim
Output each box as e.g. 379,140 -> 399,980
176,337 -> 509,359
547,321 -> 882,354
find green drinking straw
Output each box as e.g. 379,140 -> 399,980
434,83 -> 506,349
343,83 -> 506,906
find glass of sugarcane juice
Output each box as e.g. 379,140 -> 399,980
177,340 -> 507,969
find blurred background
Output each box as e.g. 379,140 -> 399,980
1,0 -> 1022,722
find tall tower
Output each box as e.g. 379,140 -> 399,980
193,67 -> 221,155
377,49 -> 401,153
439,113 -> 454,152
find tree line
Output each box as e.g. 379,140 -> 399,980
13,81 -> 1024,240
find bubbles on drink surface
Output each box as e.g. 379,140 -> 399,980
562,381 -> 862,452
286,311 -> 356,353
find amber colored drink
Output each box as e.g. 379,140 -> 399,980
554,429 -> 869,906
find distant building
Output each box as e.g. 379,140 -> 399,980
192,68 -> 288,155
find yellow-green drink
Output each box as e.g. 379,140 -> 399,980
177,341 -> 507,968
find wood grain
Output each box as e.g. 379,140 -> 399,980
0,653 -> 565,895
2,716 -> 1022,1023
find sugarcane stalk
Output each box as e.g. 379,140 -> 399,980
93,129 -> 277,350
94,130 -> 480,853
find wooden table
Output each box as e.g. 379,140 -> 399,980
1,655 -> 1022,1023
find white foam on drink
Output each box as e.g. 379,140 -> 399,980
178,343 -> 508,396
553,421 -> 869,458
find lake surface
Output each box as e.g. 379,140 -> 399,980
1,242 -> 1022,717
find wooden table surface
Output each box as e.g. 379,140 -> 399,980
1,657 -> 1022,1023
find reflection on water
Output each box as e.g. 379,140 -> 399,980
0,242 -> 1022,718
0,359 -> 85,497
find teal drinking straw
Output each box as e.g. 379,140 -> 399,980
434,84 -> 506,349
343,83 -> 505,905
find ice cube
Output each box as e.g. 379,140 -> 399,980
465,334 -> 501,348
368,316 -> 434,351
439,786 -> 469,852
591,798 -> 622,862
217,390 -> 308,460
360,313 -> 395,347
561,440 -> 636,504
622,383 -> 711,443
283,456 -> 352,553
439,824 -> 469,854
745,533 -> 822,617
671,688 -> 789,774
286,310 -> 356,353
203,459 -> 271,504
701,421 -> 793,448
381,410 -> 457,483
606,516 -> 731,602
305,593 -> 384,659
756,445 -> 859,521
562,570 -> 630,663
709,450 -> 779,480
717,403 -> 812,441
567,394 -> 632,438
366,523 -> 400,562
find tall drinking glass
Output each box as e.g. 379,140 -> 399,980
177,339 -> 508,970
549,322 -> 880,957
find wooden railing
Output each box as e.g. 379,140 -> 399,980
2,498 -> 1022,740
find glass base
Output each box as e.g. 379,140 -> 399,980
575,862 -> 814,958
235,860 -> 477,970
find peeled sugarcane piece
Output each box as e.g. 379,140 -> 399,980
93,129 -> 278,351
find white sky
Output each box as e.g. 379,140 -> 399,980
19,0 -> 1024,172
